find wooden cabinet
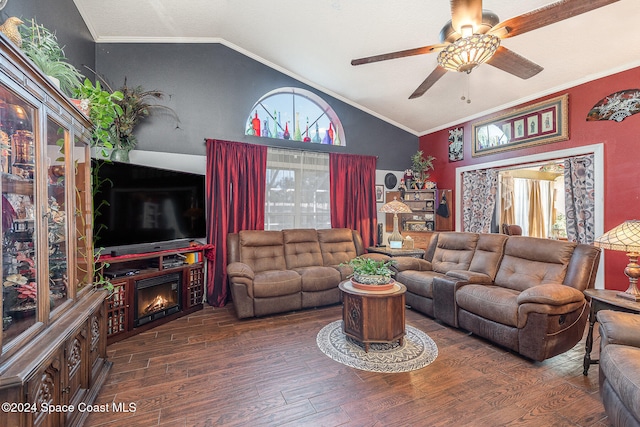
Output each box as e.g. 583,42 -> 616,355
384,189 -> 453,249
97,245 -> 208,344
0,34 -> 109,426
339,281 -> 406,352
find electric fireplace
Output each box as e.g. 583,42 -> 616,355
134,273 -> 182,326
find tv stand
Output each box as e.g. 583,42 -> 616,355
97,244 -> 212,344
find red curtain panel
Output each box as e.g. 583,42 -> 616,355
329,153 -> 378,247
205,139 -> 267,307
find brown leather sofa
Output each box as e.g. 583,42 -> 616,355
597,310 -> 640,427
392,231 -> 601,361
226,228 -> 373,319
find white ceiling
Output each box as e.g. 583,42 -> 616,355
73,0 -> 640,136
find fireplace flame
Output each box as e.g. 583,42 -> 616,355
144,295 -> 169,314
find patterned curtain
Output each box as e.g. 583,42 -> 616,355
462,169 -> 498,233
564,154 -> 595,244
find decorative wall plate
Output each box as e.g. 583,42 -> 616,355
587,89 -> 640,122
384,173 -> 397,189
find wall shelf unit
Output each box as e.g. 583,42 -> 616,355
384,189 -> 453,249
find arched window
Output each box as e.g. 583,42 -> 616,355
245,87 -> 346,146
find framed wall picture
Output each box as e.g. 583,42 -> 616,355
472,94 -> 569,157
448,127 -> 463,162
375,185 -> 384,202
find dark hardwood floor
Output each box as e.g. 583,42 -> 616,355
85,303 -> 608,426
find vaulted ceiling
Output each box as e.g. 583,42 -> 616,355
74,0 -> 640,135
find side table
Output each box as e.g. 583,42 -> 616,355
339,280 -> 406,352
583,288 -> 640,375
367,246 -> 425,258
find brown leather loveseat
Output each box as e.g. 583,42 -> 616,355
226,228 -> 373,319
392,232 -> 601,361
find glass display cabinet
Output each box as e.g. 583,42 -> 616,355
0,34 -> 109,427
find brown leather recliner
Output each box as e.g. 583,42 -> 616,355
597,310 -> 640,426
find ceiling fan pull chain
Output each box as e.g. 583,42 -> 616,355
461,73 -> 471,104
466,73 -> 471,104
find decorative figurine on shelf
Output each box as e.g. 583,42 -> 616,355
0,17 -> 24,48
398,179 -> 407,200
403,169 -> 414,190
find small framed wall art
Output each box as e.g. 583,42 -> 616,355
448,127 -> 463,162
472,94 -> 569,157
375,185 -> 384,202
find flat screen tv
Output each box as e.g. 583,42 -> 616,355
92,159 -> 206,254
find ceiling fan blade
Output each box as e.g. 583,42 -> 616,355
409,66 -> 448,99
451,0 -> 483,34
486,46 -> 543,80
351,44 -> 447,66
490,0 -> 620,39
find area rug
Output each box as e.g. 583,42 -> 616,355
316,320 -> 438,373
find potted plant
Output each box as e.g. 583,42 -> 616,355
73,78 -> 123,157
108,79 -> 179,162
18,18 -> 84,97
343,256 -> 395,285
411,150 -> 436,189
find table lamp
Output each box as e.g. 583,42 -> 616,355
379,198 -> 412,249
594,220 -> 640,301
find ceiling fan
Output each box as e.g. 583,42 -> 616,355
351,0 -> 620,99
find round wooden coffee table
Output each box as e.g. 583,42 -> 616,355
338,280 -> 406,352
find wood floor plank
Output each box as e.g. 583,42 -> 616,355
85,303 -> 610,427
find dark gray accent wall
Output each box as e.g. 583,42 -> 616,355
95,43 -> 417,170
3,0 -> 417,170
3,0 -> 95,75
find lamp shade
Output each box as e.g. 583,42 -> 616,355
594,220 -> 640,301
594,220 -> 640,253
379,198 -> 411,248
437,33 -> 501,74
379,198 -> 412,214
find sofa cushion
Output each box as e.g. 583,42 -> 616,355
600,344 -> 640,422
318,228 -> 358,266
283,229 -> 324,269
431,232 -> 478,274
239,230 -> 286,273
294,266 -> 341,292
396,270 -> 445,298
494,237 -> 574,292
467,233 -> 508,279
252,270 -> 302,298
456,285 -> 520,327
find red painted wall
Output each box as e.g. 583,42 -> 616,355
420,66 -> 640,291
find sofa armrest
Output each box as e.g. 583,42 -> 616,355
392,256 -> 432,272
517,283 -> 585,306
227,262 -> 255,280
445,270 -> 493,284
227,262 -> 255,298
597,310 -> 640,349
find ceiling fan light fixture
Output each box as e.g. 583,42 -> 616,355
437,33 -> 501,74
